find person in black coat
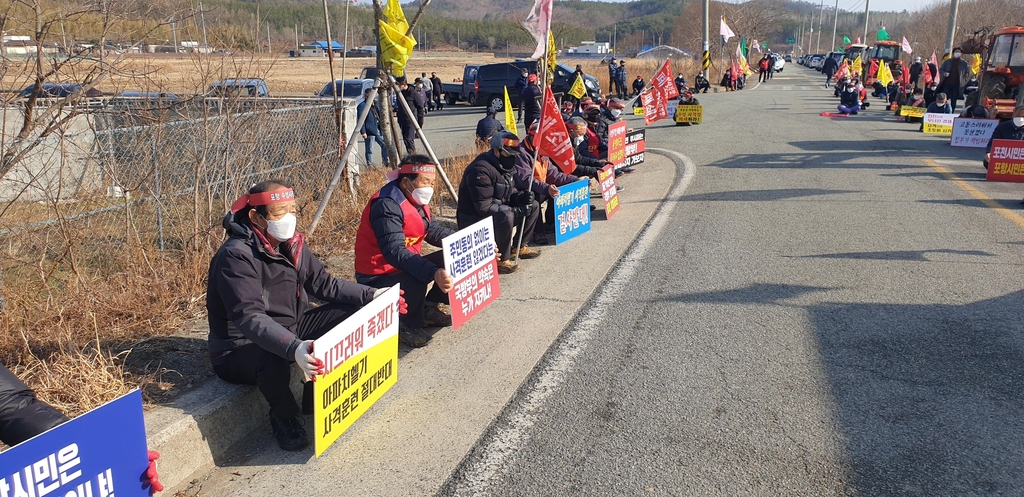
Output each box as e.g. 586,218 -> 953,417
207,180 -> 398,451
357,88 -> 389,166
985,105 -> 1024,170
396,77 -> 424,154
519,74 -> 542,129
909,57 -> 924,88
475,106 -> 505,144
822,55 -> 839,88
694,71 -> 711,93
0,363 -> 68,446
430,72 -> 444,110
456,132 -> 540,273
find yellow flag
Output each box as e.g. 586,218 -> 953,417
504,86 -> 518,134
970,53 -> 982,74
851,55 -> 863,76
546,31 -> 557,84
877,61 -> 894,87
379,0 -> 416,77
568,74 -> 586,99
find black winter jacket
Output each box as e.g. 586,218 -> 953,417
988,120 -> 1024,153
206,213 -> 377,366
457,151 -> 518,228
0,363 -> 68,446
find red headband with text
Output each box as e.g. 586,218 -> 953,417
386,163 -> 437,181
230,188 -> 295,213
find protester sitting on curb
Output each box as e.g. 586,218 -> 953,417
457,132 -> 540,274
514,123 -> 582,245
0,363 -> 164,493
837,84 -> 861,115
580,107 -> 609,158
355,157 -> 455,349
984,105 -> 1024,171
584,104 -> 610,144
927,92 -> 952,114
207,180 -> 406,451
475,106 -> 505,145
566,117 -> 612,180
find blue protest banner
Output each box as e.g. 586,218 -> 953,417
554,179 -> 592,244
0,390 -> 151,497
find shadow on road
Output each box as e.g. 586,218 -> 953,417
656,283 -> 832,304
791,249 -> 996,262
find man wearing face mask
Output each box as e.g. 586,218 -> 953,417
601,98 -> 626,126
457,132 -> 541,274
938,48 -> 972,112
515,123 -> 582,245
582,105 -> 609,160
984,105 -> 1024,171
207,181 -> 404,451
566,117 -> 610,180
355,156 -> 455,348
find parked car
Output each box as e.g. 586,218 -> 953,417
810,54 -> 825,70
772,54 -> 786,72
316,79 -> 374,103
207,78 -> 270,98
784,54 -> 793,63
17,83 -> 102,99
471,60 -> 601,110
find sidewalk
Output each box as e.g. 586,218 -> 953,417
156,150 -> 682,496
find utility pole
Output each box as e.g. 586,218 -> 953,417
808,13 -> 814,55
295,24 -> 299,52
267,22 -> 272,54
862,0 -> 870,44
800,16 -> 805,50
816,0 -> 824,53
831,0 -> 839,52
701,0 -> 709,76
171,20 -> 178,53
199,2 -> 208,50
943,0 -> 960,55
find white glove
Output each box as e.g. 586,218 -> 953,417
293,340 -> 322,380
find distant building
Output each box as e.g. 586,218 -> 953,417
567,41 -> 610,55
297,44 -> 325,57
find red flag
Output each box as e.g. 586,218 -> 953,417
641,89 -> 657,126
651,58 -> 679,99
536,86 -> 576,174
902,64 -> 910,86
834,61 -> 849,81
855,36 -> 861,44
654,87 -> 668,121
868,59 -> 879,79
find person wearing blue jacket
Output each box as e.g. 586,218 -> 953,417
357,88 -> 389,166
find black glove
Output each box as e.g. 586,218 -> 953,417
513,190 -> 535,208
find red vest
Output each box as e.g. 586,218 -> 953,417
586,128 -> 601,156
354,184 -> 430,276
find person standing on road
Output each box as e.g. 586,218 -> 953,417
984,105 -> 1024,170
909,56 -> 924,88
822,55 -> 839,88
457,132 -> 541,274
617,60 -> 629,99
358,88 -> 389,166
520,74 -> 542,129
207,180 -> 405,451
939,48 -> 971,112
430,72 -> 444,110
420,72 -> 434,111
475,106 -> 505,145
758,55 -> 772,83
515,68 -> 530,121
397,76 -> 423,154
354,156 -> 455,349
607,59 -> 620,99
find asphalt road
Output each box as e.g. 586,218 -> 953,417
441,67 -> 1024,496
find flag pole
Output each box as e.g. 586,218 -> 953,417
513,20 -> 552,265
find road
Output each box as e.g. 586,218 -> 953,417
192,66 -> 1024,496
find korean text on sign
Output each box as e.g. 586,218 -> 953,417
553,179 -> 592,244
313,285 -> 400,457
986,139 -> 1024,183
623,129 -> 646,168
442,217 -> 501,330
598,165 -> 621,219
674,105 -> 703,123
607,121 -> 627,166
923,113 -> 955,135
950,118 -> 998,148
0,390 -> 150,497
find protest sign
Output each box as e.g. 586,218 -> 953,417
899,106 -> 926,118
986,139 -> 1024,183
633,106 -> 644,116
923,113 -> 955,135
607,121 -> 627,166
0,390 -> 151,497
554,179 -> 592,244
950,118 -> 999,148
674,104 -> 703,124
623,129 -> 646,167
442,217 -> 501,330
598,165 -> 621,219
666,99 -> 679,120
313,285 -> 400,456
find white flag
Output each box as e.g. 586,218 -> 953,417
522,0 -> 553,59
720,17 -> 735,43
901,36 -> 913,55
752,39 -> 761,53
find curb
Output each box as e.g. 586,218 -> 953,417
145,368 -> 303,493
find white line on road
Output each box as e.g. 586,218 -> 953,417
446,149 -> 697,496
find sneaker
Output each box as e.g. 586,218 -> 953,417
616,185 -> 625,192
497,259 -> 519,274
423,304 -> 453,327
516,245 -> 542,260
302,381 -> 314,415
270,415 -> 309,451
398,324 -> 430,348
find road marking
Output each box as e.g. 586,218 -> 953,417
444,149 -> 697,496
922,158 -> 1024,231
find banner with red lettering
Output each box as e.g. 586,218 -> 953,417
651,58 -> 679,100
641,88 -> 668,126
607,121 -> 627,166
987,139 -> 1024,183
536,86 -> 576,174
598,165 -> 620,219
442,217 -> 501,329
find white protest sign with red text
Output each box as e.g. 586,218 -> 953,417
442,217 -> 501,330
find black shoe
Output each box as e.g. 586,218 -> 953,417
398,324 -> 430,348
270,415 -> 309,451
302,381 -> 314,415
620,167 -> 635,173
423,303 -> 453,327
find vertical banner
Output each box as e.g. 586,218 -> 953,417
0,390 -> 151,497
442,217 -> 501,330
950,118 -> 999,148
641,89 -> 658,125
598,165 -> 621,219
553,179 -> 592,244
986,139 -> 1024,183
314,285 -> 400,457
923,113 -> 955,135
624,129 -> 646,167
607,121 -> 628,167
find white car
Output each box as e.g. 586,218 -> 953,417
773,56 -> 785,72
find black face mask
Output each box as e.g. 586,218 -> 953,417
586,113 -> 600,122
497,153 -> 517,170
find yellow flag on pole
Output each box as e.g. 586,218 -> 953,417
850,55 -> 863,76
877,61 -> 894,87
970,54 -> 982,75
546,31 -> 557,84
504,86 -> 518,134
379,0 -> 417,77
568,74 -> 586,99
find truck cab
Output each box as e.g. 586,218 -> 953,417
441,65 -> 480,106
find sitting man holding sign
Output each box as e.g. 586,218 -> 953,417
207,180 -> 404,452
355,156 -> 456,349
985,105 -> 1024,170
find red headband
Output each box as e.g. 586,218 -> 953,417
386,163 -> 437,181
230,188 -> 295,213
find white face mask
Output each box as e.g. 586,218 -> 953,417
571,135 -> 584,146
953,52 -> 961,58
411,186 -> 434,205
610,109 -> 622,118
264,212 -> 297,241
1014,117 -> 1024,127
